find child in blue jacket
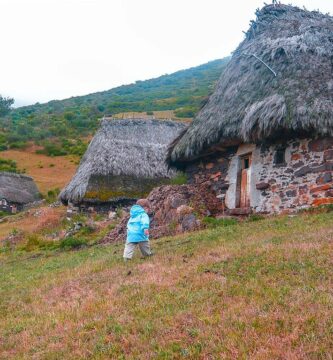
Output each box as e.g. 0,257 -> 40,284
123,199 -> 152,260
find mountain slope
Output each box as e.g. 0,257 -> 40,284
0,58 -> 230,154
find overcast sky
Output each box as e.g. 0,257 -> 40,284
1,0 -> 332,106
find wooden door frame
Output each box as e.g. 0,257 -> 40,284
236,153 -> 252,209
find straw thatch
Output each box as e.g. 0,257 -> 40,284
60,118 -> 187,204
169,4 -> 333,163
0,172 -> 40,204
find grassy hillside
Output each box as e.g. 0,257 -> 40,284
0,58 -> 229,155
1,210 -> 333,359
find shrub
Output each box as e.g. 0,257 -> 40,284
45,188 -> 60,203
170,172 -> 187,185
24,234 -> 43,251
174,107 -> 196,118
59,237 -> 87,250
0,158 -> 22,173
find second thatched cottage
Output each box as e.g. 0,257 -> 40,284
60,118 -> 187,209
0,172 -> 41,213
168,4 -> 333,214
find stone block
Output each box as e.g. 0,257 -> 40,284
298,185 -> 308,195
256,182 -> 270,190
292,161 -> 304,169
294,165 -> 311,177
316,172 -> 332,184
176,205 -> 194,217
205,163 -> 214,170
312,198 -> 333,206
325,189 -> 333,197
291,153 -> 301,161
286,189 -> 297,197
324,149 -> 333,161
308,138 -> 333,152
210,171 -> 221,179
220,183 -> 229,190
310,183 -> 332,193
181,214 -> 197,231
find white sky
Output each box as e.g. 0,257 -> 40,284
1,0 -> 332,106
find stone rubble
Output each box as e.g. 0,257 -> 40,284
101,183 -> 223,243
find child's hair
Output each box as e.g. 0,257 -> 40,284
136,199 -> 150,209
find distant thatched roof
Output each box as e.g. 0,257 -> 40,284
60,118 -> 187,203
0,172 -> 40,204
169,4 -> 333,163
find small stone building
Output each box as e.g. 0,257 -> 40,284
0,172 -> 41,213
168,4 -> 333,214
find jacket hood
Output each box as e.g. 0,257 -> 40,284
130,204 -> 145,217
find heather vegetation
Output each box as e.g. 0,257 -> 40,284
0,59 -> 229,155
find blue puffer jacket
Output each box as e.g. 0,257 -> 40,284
126,205 -> 150,243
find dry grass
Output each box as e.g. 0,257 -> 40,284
113,111 -> 192,123
0,206 -> 66,240
0,211 -> 333,359
0,148 -> 79,194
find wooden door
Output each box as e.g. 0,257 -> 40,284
240,155 -> 251,208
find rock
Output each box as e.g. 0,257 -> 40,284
181,214 -> 197,231
108,211 -> 117,220
294,165 -> 311,177
286,189 -> 297,197
256,182 -> 270,190
316,172 -> 332,184
324,149 -> 333,161
205,163 -> 214,169
101,183 -> 223,243
292,161 -> 304,169
308,138 -> 333,152
176,205 -> 194,217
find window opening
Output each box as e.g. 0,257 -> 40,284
275,148 -> 286,165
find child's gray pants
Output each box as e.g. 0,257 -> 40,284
123,241 -> 151,259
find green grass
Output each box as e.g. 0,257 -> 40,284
1,211 -> 333,359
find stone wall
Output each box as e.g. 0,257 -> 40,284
253,137 -> 333,214
185,148 -> 237,197
183,137 -> 333,215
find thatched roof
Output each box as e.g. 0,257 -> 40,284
0,172 -> 40,204
60,118 -> 187,204
169,4 -> 333,163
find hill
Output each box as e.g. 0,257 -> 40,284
0,58 -> 229,155
1,210 -> 333,358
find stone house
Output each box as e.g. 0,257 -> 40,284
168,4 -> 333,214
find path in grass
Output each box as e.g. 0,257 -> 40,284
0,212 -> 333,359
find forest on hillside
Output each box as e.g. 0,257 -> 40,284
0,58 -> 229,156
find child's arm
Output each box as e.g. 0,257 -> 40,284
141,213 -> 150,236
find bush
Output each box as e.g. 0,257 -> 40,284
174,107 -> 196,118
45,188 -> 60,203
0,158 -> 22,173
59,237 -> 87,250
24,234 -> 46,251
170,172 -> 187,185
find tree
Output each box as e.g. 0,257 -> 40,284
0,95 -> 14,116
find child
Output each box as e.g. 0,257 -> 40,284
123,199 -> 152,260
